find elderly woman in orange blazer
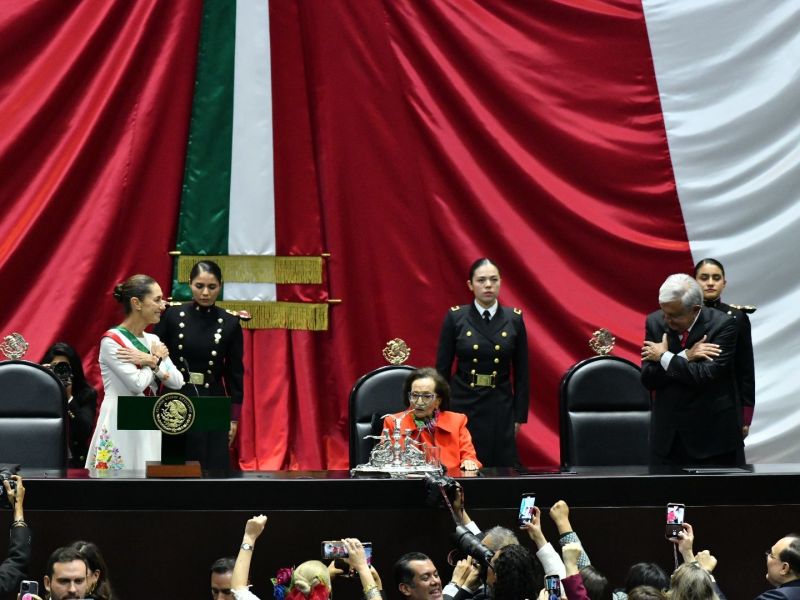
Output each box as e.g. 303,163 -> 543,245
383,367 -> 481,472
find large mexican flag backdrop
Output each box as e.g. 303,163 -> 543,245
1,1 -> 798,468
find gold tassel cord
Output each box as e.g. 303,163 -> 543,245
176,255 -> 323,284
217,301 -> 329,331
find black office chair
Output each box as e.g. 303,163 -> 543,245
0,360 -> 68,470
559,355 -> 651,468
349,365 -> 415,467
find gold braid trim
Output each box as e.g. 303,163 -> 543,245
217,301 -> 328,331
176,255 -> 323,284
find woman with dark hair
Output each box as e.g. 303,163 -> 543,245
154,260 -> 244,471
70,540 -> 114,600
436,258 -> 529,467
694,258 -> 755,440
382,367 -> 481,471
85,275 -> 184,471
41,342 -> 99,468
488,544 -> 540,600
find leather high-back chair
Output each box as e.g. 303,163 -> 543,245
349,365 -> 415,467
0,360 -> 68,470
559,355 -> 651,468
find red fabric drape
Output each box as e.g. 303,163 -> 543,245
1,1 -> 694,470
0,2 -> 201,387
252,0 -> 690,468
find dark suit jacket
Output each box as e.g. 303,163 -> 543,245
641,307 -> 742,460
0,526 -> 32,594
755,579 -> 800,599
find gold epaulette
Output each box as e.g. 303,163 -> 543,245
450,305 -> 462,311
226,309 -> 253,321
730,304 -> 756,314
513,307 -> 522,315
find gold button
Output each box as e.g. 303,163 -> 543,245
208,361 -> 214,366
473,344 -> 479,350
495,344 -> 500,350
471,369 -> 476,374
501,331 -> 508,337
473,358 -> 478,363
492,371 -> 497,376
470,383 -> 475,388
178,344 -> 183,350
178,334 -> 184,339
494,358 -> 500,364
466,331 -> 472,337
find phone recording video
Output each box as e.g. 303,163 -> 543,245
518,493 -> 536,526
545,575 -> 561,600
665,502 -> 685,539
321,541 -> 373,564
20,580 -> 39,598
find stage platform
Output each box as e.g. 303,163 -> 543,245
6,465 -> 799,600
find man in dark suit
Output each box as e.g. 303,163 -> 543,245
641,273 -> 743,466
756,535 -> 800,599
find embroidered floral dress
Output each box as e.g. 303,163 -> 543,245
85,329 -> 184,471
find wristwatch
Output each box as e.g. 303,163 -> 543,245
241,542 -> 253,551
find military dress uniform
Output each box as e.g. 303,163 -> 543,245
153,302 -> 244,470
704,298 -> 755,430
436,304 -> 529,467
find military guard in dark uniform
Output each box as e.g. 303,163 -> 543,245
154,260 -> 244,471
695,258 -> 756,439
436,258 -> 529,467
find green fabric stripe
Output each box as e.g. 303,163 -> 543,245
173,0 -> 236,299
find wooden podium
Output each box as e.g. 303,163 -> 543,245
118,394 -> 230,478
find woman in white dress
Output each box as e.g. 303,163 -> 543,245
85,274 -> 184,471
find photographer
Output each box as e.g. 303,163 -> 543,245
1,474 -> 31,595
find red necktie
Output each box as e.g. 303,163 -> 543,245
680,330 -> 689,348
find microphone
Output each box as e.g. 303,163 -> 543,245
180,356 -> 201,396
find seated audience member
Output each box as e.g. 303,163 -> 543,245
0,475 -> 30,595
487,544 -> 540,600
395,552 -> 444,600
627,586 -> 667,600
383,368 -> 481,472
580,565 -> 610,600
43,546 -> 90,600
667,562 -> 720,600
614,563 -> 670,599
757,534 -> 800,599
41,342 -> 99,468
210,557 -> 235,600
70,540 -> 114,600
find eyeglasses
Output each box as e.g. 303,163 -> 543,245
408,392 -> 436,403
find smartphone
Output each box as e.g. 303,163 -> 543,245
545,575 -> 560,600
321,541 -> 373,564
665,502 -> 685,539
20,580 -> 39,596
518,493 -> 536,526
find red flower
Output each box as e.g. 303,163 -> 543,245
275,568 -> 293,585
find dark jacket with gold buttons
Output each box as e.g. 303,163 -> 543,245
436,303 -> 529,467
153,302 -> 244,408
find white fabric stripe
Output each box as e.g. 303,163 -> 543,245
229,0 -> 276,301
643,0 -> 800,461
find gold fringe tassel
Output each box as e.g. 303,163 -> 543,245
217,301 -> 328,331
176,255 -> 323,284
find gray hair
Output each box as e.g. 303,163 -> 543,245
658,274 -> 702,310
481,526 -> 519,551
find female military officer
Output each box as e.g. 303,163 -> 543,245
154,260 -> 244,471
436,258 -> 529,467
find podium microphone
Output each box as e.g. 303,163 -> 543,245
180,357 -> 201,396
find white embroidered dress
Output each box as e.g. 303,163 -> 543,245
85,330 -> 184,471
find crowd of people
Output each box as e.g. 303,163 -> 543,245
2,474 -> 798,599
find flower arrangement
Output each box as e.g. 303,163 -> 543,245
271,567 -> 294,600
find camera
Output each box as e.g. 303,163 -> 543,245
0,467 -> 18,509
423,473 -> 460,508
51,361 -> 73,386
452,525 -> 494,570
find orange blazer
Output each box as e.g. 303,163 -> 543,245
382,410 -> 482,472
